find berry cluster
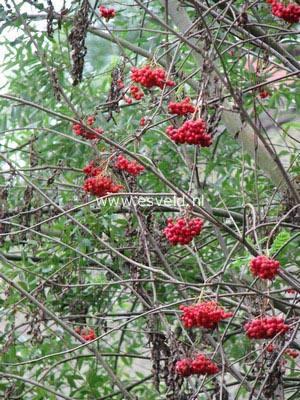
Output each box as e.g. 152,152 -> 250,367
175,354 -> 219,377
131,65 -> 175,89
285,348 -> 299,358
180,302 -> 233,329
99,5 -> 115,21
259,87 -> 271,99
83,162 -> 122,197
82,160 -> 102,177
166,119 -> 212,146
163,217 -> 204,245
130,85 -> 144,101
73,117 -> 103,140
84,175 -> 123,197
168,98 -> 196,115
140,117 -> 146,127
267,1 -> 300,24
249,255 -> 280,280
245,317 -> 290,339
75,328 -> 96,341
114,155 -> 144,175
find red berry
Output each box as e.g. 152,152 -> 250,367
73,121 -> 103,140
259,87 -> 271,99
245,317 -> 290,339
114,155 -> 144,175
83,161 -> 123,197
269,1 -> 300,24
180,302 -> 233,329
99,5 -> 115,20
131,65 -> 174,89
163,217 -> 204,245
266,344 -> 274,352
249,256 -> 280,280
166,119 -> 212,146
168,98 -> 196,115
175,354 -> 218,377
285,348 -> 299,358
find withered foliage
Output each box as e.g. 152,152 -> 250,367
105,66 -> 125,120
46,0 -> 54,38
68,0 -> 90,86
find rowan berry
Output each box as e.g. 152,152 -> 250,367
175,354 -> 218,377
245,317 -> 290,339
73,121 -> 103,140
168,98 -> 196,115
249,256 -> 280,280
114,155 -> 144,175
129,85 -> 144,100
99,5 -> 115,20
180,302 -> 233,329
268,1 -> 300,24
285,348 -> 299,358
83,175 -> 123,197
131,65 -> 174,89
163,217 -> 204,245
166,119 -> 212,146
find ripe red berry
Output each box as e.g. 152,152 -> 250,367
287,289 -> 296,294
163,217 -> 204,245
114,155 -> 144,175
131,65 -> 174,89
249,256 -> 280,280
168,98 -> 196,115
99,5 -> 115,20
81,329 -> 96,341
175,354 -> 218,377
166,119 -> 212,146
129,85 -> 144,100
285,348 -> 299,358
245,317 -> 290,339
269,1 -> 300,24
82,161 -> 102,176
83,161 -> 123,197
75,328 -> 81,333
73,121 -> 103,140
259,87 -> 271,99
266,344 -> 274,352
84,175 -> 123,197
175,358 -> 194,377
139,117 -> 146,127
180,302 -> 233,329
